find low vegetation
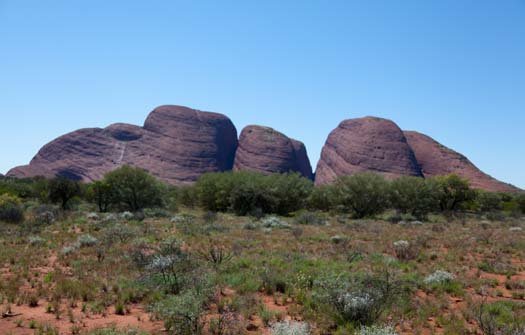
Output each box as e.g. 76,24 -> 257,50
0,167 -> 524,334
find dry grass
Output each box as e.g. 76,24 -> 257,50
0,209 -> 524,334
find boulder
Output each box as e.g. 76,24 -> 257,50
233,125 -> 313,179
315,116 -> 422,184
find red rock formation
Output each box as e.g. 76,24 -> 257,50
7,105 -> 238,185
233,125 -> 313,179
7,109 -> 519,192
315,117 -> 422,184
404,131 -> 519,193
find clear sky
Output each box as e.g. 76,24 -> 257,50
1,1 -> 524,188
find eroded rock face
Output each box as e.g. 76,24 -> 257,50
233,125 -> 313,179
7,109 -> 519,192
315,117 -> 422,184
404,131 -> 519,193
7,105 -> 238,185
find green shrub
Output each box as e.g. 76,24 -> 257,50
133,238 -> 206,295
261,216 -> 291,229
313,270 -> 407,326
31,204 -> 59,226
152,290 -> 206,335
334,173 -> 390,218
0,194 -> 24,223
389,176 -> 436,219
48,177 -> 81,209
194,172 -> 235,212
0,177 -> 38,198
86,181 -> 114,212
308,185 -> 336,211
471,300 -> 525,335
77,234 -> 99,247
515,193 -> 525,214
195,171 -> 313,216
427,174 -> 475,212
103,165 -> 165,211
476,191 -> 503,213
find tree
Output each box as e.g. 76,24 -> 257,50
476,191 -> 503,213
334,173 -> 390,218
267,173 -> 313,215
48,177 -> 81,209
389,176 -> 437,219
104,165 -> 164,211
428,174 -> 475,212
86,181 -> 114,212
195,171 -> 313,216
194,172 -> 235,212
515,193 -> 525,214
308,184 -> 337,212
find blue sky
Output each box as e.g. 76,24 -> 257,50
1,1 -> 524,188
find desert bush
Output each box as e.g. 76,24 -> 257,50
359,325 -> 398,335
335,291 -> 381,325
61,244 -> 78,256
0,194 -> 24,223
0,176 -> 38,198
174,186 -> 198,208
194,172 -> 236,212
334,173 -> 390,218
392,240 -> 415,260
32,204 -> 59,225
102,223 -> 137,245
86,181 -> 114,212
294,211 -> 326,225
143,207 -> 171,218
389,176 -> 436,219
424,270 -> 455,286
170,213 -> 196,224
197,243 -> 233,268
308,184 -> 337,211
151,290 -> 206,335
104,165 -> 165,211
120,211 -> 134,220
48,177 -> 81,209
313,269 -> 408,326
195,171 -> 313,216
209,311 -> 245,335
28,236 -> 45,246
271,321 -> 311,335
261,216 -> 291,229
313,277 -> 395,325
515,193 -> 525,214
135,238 -> 205,295
261,267 -> 288,294
427,174 -> 475,212
77,234 -> 99,247
476,191 -> 504,213
471,299 -> 525,335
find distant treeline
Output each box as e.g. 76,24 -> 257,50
1,166 -> 524,223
